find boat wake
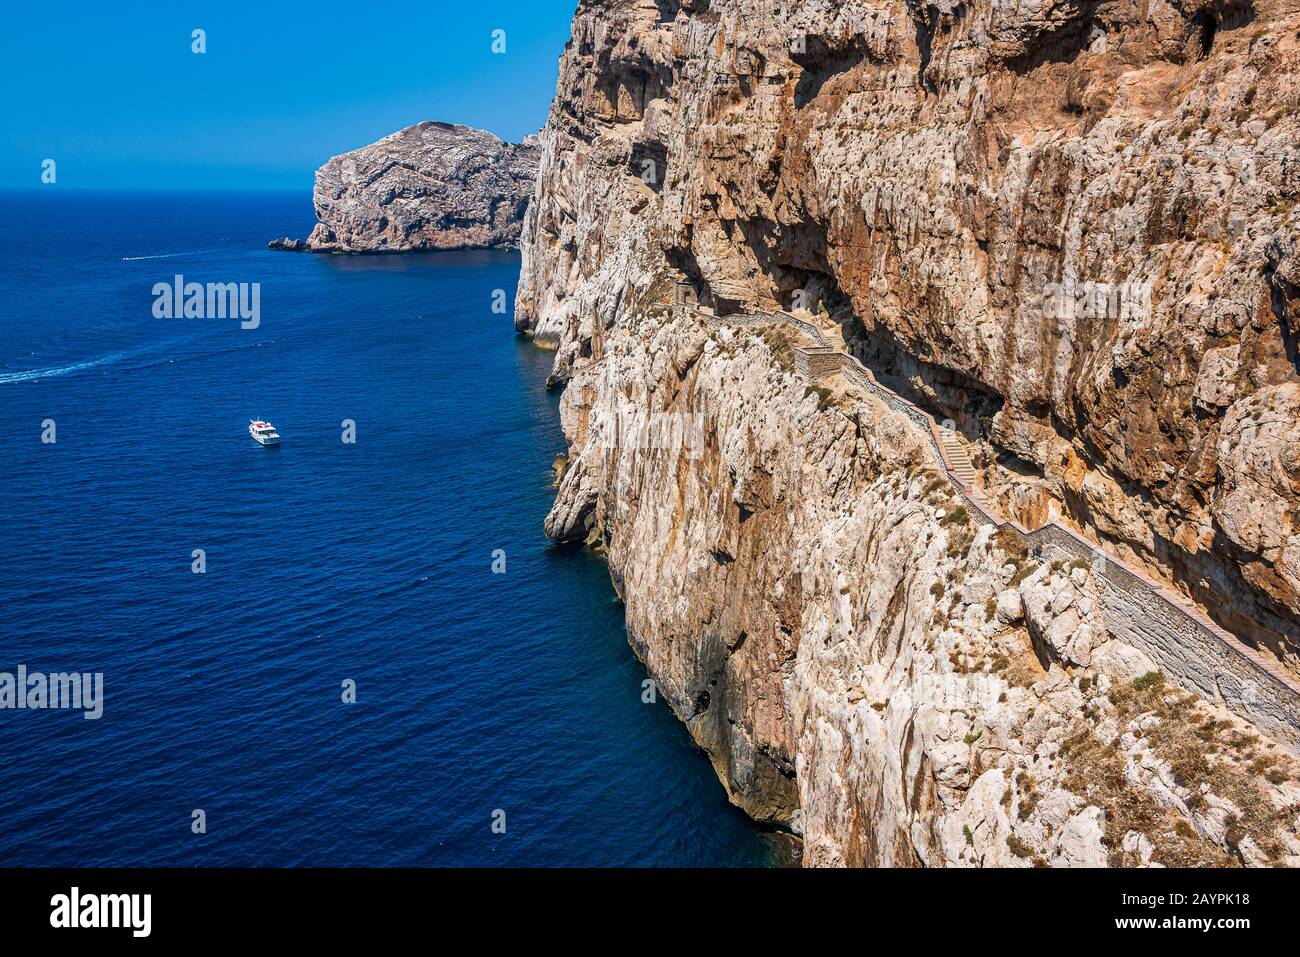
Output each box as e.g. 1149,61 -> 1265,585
0,352 -> 128,385
121,248 -> 220,262
1,335 -> 275,386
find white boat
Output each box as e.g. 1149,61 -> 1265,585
249,418 -> 280,445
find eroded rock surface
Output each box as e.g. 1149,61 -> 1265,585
518,0 -> 1300,865
284,122 -> 540,253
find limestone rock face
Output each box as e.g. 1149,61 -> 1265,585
1215,383 -> 1300,613
519,0 -> 1300,660
540,301 -> 1300,867
1021,564 -> 1107,667
297,122 -> 540,252
519,0 -> 1300,865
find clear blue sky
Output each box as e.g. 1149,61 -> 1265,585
0,1 -> 576,189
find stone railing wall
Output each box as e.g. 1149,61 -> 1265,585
796,347 -> 844,380
751,310 -> 827,347
687,302 -> 1300,751
1021,523 -> 1300,749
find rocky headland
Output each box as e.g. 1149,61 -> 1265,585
271,121 -> 541,253
517,0 -> 1300,866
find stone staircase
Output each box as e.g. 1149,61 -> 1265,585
680,297 -> 1300,751
936,429 -> 978,490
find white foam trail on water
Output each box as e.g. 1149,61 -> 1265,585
121,248 -> 219,261
1,334 -> 268,386
0,352 -> 127,384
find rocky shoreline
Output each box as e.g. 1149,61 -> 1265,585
271,121 -> 540,254
515,0 -> 1300,866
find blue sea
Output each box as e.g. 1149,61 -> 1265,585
0,190 -> 779,866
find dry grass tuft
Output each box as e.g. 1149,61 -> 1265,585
758,326 -> 797,367
1059,672 -> 1296,866
993,527 -> 1027,561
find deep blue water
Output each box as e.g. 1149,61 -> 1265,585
0,190 -> 777,866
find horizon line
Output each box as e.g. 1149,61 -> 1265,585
0,185 -> 313,193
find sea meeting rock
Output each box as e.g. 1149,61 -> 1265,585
272,121 -> 541,253
514,0 -> 1300,867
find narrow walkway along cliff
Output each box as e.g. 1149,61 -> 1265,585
516,0 -> 1300,866
695,297 -> 1300,753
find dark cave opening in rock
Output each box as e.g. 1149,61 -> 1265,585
735,216 -> 843,313
1197,12 -> 1218,57
994,448 -> 1047,480
652,0 -> 680,24
666,243 -> 709,309
854,325 -> 1006,443
692,688 -> 711,716
791,34 -> 872,108
593,64 -> 672,122
630,140 -> 669,193
913,10 -> 938,94
776,265 -> 852,318
1267,265 -> 1300,376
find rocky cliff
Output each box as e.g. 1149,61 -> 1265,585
276,121 -> 540,252
517,0 -> 1300,865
